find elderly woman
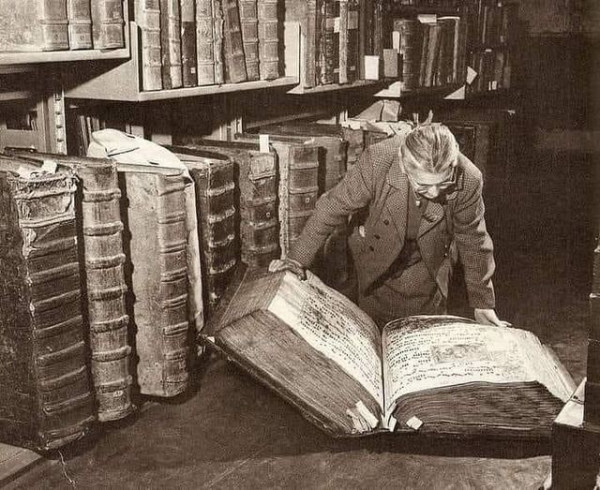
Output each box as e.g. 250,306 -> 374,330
270,123 -> 509,328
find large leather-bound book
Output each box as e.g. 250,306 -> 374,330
180,0 -> 198,87
223,0 -> 248,83
373,0 -> 383,58
303,0 -> 317,88
345,0 -> 360,83
169,139 -> 280,269
423,22 -> 442,88
0,160 -> 94,450
119,168 -> 191,397
67,0 -> 92,49
257,0 -> 279,80
0,0 -> 69,51
170,149 -> 238,317
358,0 -> 373,79
207,269 -> 576,438
317,0 -> 337,85
212,0 -> 225,83
160,0 -> 183,89
196,0 -> 216,85
5,150 -> 135,422
338,0 -> 349,85
91,0 -> 125,49
136,0 -> 163,91
239,0 -> 260,81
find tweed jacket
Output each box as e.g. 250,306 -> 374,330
288,134 -> 496,309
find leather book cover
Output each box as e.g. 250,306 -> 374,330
373,0 -> 383,58
196,0 -> 216,85
168,139 -> 280,269
5,150 -> 135,422
239,0 -> 260,81
304,0 -> 317,88
0,0 -> 69,51
67,0 -> 92,49
91,0 -> 125,49
180,0 -> 198,87
213,0 -> 225,83
317,0 -> 336,85
223,0 -> 248,83
170,148 -> 238,317
358,0 -> 373,79
0,160 -> 94,451
338,0 -> 349,84
346,0 -> 359,83
394,19 -> 423,90
136,0 -> 163,90
160,0 -> 184,89
257,0 -> 279,80
120,169 -> 191,397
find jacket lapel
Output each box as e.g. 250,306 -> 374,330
385,152 -> 409,246
418,200 -> 445,237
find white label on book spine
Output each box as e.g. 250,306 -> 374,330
417,14 -> 437,24
392,31 -> 400,51
364,56 -> 380,80
333,17 -> 340,33
259,134 -> 270,153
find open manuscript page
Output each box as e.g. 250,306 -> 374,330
381,316 -> 574,423
267,272 -> 385,415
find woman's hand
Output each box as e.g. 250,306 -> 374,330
268,258 -> 307,280
474,308 -> 512,327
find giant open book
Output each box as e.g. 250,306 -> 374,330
207,269 -> 576,438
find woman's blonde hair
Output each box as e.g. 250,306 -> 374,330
401,123 -> 459,175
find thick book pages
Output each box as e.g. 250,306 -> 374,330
169,140 -> 280,269
160,0 -> 184,89
180,0 -> 198,87
67,0 -> 92,49
196,0 -> 216,85
172,149 -> 238,317
223,0 -> 248,83
0,161 -> 94,450
91,0 -> 125,49
0,0 -> 69,51
4,150 -> 135,422
209,270 -> 576,438
212,0 -> 225,83
239,0 -> 260,81
257,0 -> 279,80
120,168 -> 191,397
136,0 -> 163,90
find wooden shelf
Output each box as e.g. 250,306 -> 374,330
0,90 -> 35,102
287,79 -> 392,95
64,21 -> 300,102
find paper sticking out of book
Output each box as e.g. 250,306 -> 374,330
364,56 -> 380,80
259,134 -> 270,153
417,13 -> 438,24
466,66 -> 478,85
445,85 -> 466,100
209,268 -> 576,438
41,159 -> 58,174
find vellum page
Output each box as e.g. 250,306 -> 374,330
382,317 -> 572,416
268,272 -> 384,409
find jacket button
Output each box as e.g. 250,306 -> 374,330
369,246 -> 375,252
374,234 -> 380,239
383,219 -> 390,225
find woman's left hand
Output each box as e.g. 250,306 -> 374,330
474,308 -> 512,327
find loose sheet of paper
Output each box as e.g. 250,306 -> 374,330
268,272 -> 384,408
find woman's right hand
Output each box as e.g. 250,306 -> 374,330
268,258 -> 307,280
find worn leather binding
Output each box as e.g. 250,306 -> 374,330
171,149 -> 238,317
0,161 -> 94,451
212,0 -> 225,83
121,169 -> 191,397
338,0 -> 349,84
67,0 -> 92,49
169,139 -> 280,269
0,0 -> 69,51
223,0 -> 248,83
257,0 -> 280,80
373,0 -> 384,58
160,0 -> 183,89
91,0 -> 125,49
136,0 -> 163,90
5,150 -> 135,422
304,0 -> 317,88
239,0 -> 260,81
180,0 -> 198,87
393,19 -> 423,91
346,0 -> 360,83
196,0 -> 216,85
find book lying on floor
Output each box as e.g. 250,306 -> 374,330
206,268 -> 576,438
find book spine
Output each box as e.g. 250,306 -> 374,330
346,0 -> 359,83
358,0 -> 373,79
373,0 -> 383,59
257,0 -> 279,80
2,171 -> 94,450
91,0 -> 125,49
418,23 -> 430,88
77,163 -> 134,422
213,0 -> 225,83
196,0 -> 216,85
41,0 -> 70,51
137,0 -> 163,90
396,19 -> 422,90
239,0 -> 260,81
180,0 -> 198,87
223,0 -> 248,83
304,0 -> 317,88
318,0 -> 336,85
67,0 -> 93,50
126,172 -> 190,398
338,0 -> 349,84
160,0 -> 183,89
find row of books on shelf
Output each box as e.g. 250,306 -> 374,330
137,0 -> 280,92
393,15 -> 467,91
473,0 -> 518,47
468,46 -> 512,94
0,0 -> 125,52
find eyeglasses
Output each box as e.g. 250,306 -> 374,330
408,165 -> 458,199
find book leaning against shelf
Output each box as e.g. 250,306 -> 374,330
206,268 -> 576,438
